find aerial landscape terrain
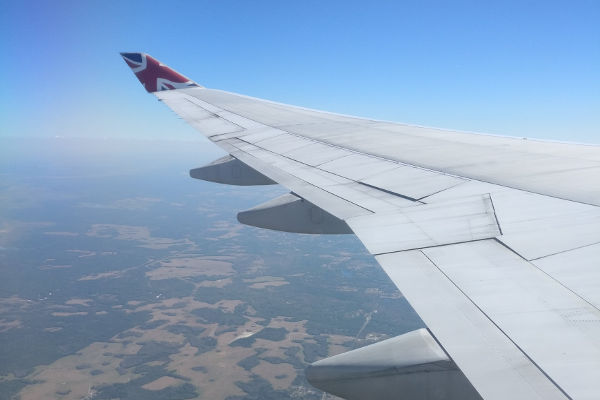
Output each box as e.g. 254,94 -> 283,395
0,136 -> 422,399
2,2 -> 597,399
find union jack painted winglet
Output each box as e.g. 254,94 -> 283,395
120,52 -> 200,93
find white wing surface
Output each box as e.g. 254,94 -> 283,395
122,53 -> 600,399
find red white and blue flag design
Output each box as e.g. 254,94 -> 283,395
120,52 -> 199,93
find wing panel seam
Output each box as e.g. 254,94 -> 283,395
226,140 -> 377,215
494,238 -> 600,313
419,247 -> 572,400
374,238 -> 491,256
234,137 -> 430,206
184,92 -> 600,208
529,240 -> 600,261
185,94 -> 468,179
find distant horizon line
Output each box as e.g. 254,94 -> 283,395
1,132 -> 598,147
0,135 -> 210,143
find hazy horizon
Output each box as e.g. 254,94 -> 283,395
2,1 -> 598,143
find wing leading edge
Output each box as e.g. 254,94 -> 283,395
121,53 -> 600,400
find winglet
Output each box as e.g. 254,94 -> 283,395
120,52 -> 201,93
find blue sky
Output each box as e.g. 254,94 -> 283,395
1,0 -> 598,143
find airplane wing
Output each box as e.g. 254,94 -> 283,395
121,52 -> 600,400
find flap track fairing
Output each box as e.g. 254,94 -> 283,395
237,193 -> 352,234
306,329 -> 481,400
190,155 -> 275,186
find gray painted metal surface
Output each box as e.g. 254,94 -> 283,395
420,241 -> 600,400
174,87 -> 600,206
306,329 -> 481,400
533,243 -> 600,309
347,194 -> 501,254
377,249 -> 568,400
425,181 -> 600,260
189,155 -> 275,185
237,193 -> 352,234
146,82 -> 600,399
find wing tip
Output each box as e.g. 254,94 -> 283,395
120,52 -> 201,93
